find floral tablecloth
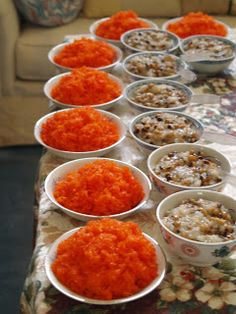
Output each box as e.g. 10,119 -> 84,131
20,54 -> 236,314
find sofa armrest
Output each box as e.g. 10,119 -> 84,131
0,0 -> 20,96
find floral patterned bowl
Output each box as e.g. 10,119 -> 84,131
147,143 -> 231,196
156,189 -> 236,266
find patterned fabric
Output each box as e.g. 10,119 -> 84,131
14,0 -> 83,27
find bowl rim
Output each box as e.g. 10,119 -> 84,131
48,38 -> 123,71
120,28 -> 180,53
89,17 -> 158,43
122,51 -> 187,80
179,34 -> 236,63
124,78 -> 193,111
129,110 -> 204,149
45,226 -> 167,304
34,108 -> 126,155
43,71 -> 124,109
44,157 -> 152,220
162,16 -> 231,38
156,189 -> 236,246
147,142 -> 232,190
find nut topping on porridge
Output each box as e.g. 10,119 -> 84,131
125,30 -> 175,52
163,198 -> 235,242
184,37 -> 234,60
154,150 -> 222,187
134,112 -> 200,146
131,83 -> 189,108
126,54 -> 179,77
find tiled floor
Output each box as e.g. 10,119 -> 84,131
0,145 -> 42,314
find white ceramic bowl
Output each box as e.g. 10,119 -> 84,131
43,72 -> 124,110
121,28 -> 180,54
180,35 -> 236,74
48,37 -> 123,73
34,108 -> 126,159
124,78 -> 192,112
129,110 -> 203,150
162,17 -> 231,38
122,52 -> 187,81
89,17 -> 158,47
45,157 -> 152,221
147,143 -> 231,196
157,189 -> 236,266
45,226 -> 166,304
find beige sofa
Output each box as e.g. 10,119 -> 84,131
0,0 -> 236,146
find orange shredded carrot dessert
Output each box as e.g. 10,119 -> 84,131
41,108 -> 119,152
167,12 -> 227,38
53,38 -> 116,68
95,10 -> 151,40
54,160 -> 144,215
51,67 -> 122,106
52,218 -> 158,300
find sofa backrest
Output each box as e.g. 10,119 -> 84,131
83,0 -> 231,18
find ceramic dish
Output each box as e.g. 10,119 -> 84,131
48,38 -> 123,73
124,79 -> 192,112
34,109 -> 126,159
89,17 -> 157,47
122,52 -> 187,81
147,143 -> 231,196
120,28 -> 180,54
45,226 -> 166,304
45,157 -> 152,221
43,72 -> 124,110
156,189 -> 236,266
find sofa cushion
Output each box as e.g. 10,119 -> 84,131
16,17 -> 168,81
14,0 -> 83,27
181,0 -> 230,15
83,0 -> 181,18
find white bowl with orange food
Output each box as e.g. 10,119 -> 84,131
157,189 -> 236,266
48,36 -> 122,73
45,219 -> 166,304
45,158 -> 152,221
34,108 -> 126,159
43,68 -> 124,110
89,12 -> 157,47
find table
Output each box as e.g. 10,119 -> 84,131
20,64 -> 236,314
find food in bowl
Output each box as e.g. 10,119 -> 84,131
40,108 -> 119,152
153,150 -> 222,187
130,82 -> 189,108
162,198 -> 235,242
134,112 -> 200,146
51,218 -> 158,300
54,159 -> 144,215
166,12 -> 228,38
125,54 -> 180,78
183,37 -> 234,60
123,29 -> 176,52
51,67 -> 122,106
95,10 -> 151,40
53,38 -> 117,68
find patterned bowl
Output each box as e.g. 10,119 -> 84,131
89,17 -> 158,47
34,108 -> 126,159
156,189 -> 236,266
44,157 -> 152,221
45,226 -> 166,304
147,143 -> 231,196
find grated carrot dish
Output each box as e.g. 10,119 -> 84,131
41,108 -> 119,152
51,67 -> 122,106
52,218 -> 158,300
54,160 -> 144,215
95,10 -> 151,40
167,12 -> 227,38
53,38 -> 116,68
